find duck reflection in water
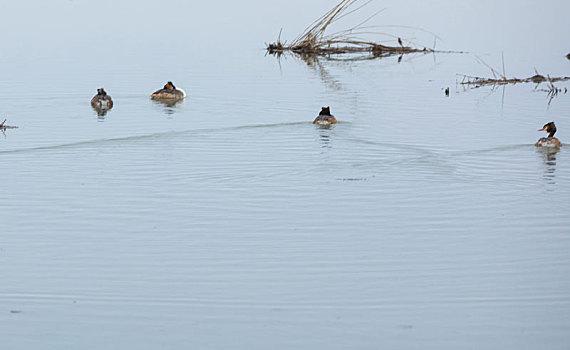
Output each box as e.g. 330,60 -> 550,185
151,98 -> 184,115
537,147 -> 559,186
92,106 -> 111,118
318,128 -> 333,149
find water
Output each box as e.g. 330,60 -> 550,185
1,0 -> 570,348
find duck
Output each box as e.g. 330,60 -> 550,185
150,81 -> 186,100
313,107 -> 338,125
90,88 -> 113,109
536,122 -> 562,147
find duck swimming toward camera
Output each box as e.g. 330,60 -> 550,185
313,107 -> 337,125
536,122 -> 562,147
90,88 -> 113,109
150,81 -> 186,100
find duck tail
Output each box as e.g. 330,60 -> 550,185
176,88 -> 186,98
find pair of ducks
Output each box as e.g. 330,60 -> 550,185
90,81 -> 186,109
314,110 -> 562,148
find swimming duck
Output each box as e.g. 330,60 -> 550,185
90,88 -> 113,109
150,81 -> 186,100
313,107 -> 338,125
536,122 -> 562,147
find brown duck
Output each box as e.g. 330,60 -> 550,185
313,107 -> 338,125
150,81 -> 186,100
91,88 -> 113,109
536,122 -> 562,147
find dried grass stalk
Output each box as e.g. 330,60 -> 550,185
0,119 -> 18,129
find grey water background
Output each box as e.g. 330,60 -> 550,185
1,0 -> 570,348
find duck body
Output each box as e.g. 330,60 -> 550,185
91,88 -> 113,109
313,106 -> 337,125
535,137 -> 562,147
150,81 -> 186,100
536,122 -> 562,147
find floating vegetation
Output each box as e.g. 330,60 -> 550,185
457,56 -> 569,106
266,0 -> 436,58
458,56 -> 570,87
0,119 -> 18,130
458,71 -> 570,87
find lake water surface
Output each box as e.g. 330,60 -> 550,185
1,0 -> 570,349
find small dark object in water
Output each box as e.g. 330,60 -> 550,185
530,74 -> 546,83
150,81 -> 186,100
90,88 -> 113,109
566,53 -> 570,60
313,107 -> 338,125
536,121 -> 562,147
398,37 -> 403,47
445,87 -> 449,96
0,119 -> 18,130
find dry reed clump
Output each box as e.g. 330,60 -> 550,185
266,0 -> 433,57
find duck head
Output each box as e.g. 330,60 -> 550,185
164,81 -> 176,90
538,122 -> 557,138
319,107 -> 331,116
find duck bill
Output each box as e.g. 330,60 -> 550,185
537,128 -> 545,131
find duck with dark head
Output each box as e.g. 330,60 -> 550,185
536,122 -> 562,147
150,81 -> 186,100
313,107 -> 338,125
91,88 -> 113,109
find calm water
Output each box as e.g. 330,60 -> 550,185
1,0 -> 570,349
